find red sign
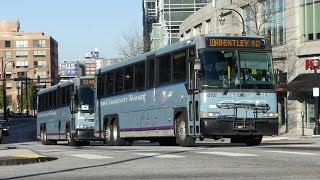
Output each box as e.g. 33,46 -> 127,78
305,59 -> 320,70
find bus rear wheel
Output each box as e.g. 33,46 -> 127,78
104,121 -> 112,145
110,119 -> 125,146
175,115 -> 195,147
245,135 -> 263,146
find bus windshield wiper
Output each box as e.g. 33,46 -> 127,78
254,84 -> 260,95
223,87 -> 229,95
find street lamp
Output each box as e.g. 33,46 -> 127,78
219,8 -> 246,35
1,57 -> 14,121
312,57 -> 319,135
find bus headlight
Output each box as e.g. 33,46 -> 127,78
201,112 -> 220,118
263,112 -> 278,118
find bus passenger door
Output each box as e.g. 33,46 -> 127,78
187,54 -> 201,137
70,87 -> 77,140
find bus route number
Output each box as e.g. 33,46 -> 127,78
81,79 -> 94,86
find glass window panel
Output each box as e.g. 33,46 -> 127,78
315,2 -> 320,37
159,54 -> 172,84
115,69 -> 123,93
124,66 -> 133,91
306,4 -> 313,39
300,6 -> 306,38
135,62 -> 145,90
173,50 -> 186,82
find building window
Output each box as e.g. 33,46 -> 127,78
205,19 -> 211,34
5,72 -> 12,79
265,0 -> 285,45
6,62 -> 14,68
5,40 -> 11,48
300,0 -> 320,41
34,60 -> 47,68
16,50 -> 28,58
193,24 -> 202,36
15,40 -> 28,48
33,50 -> 46,57
17,72 -> 26,78
5,51 -> 11,59
6,83 -> 12,89
244,6 -> 251,35
33,40 -> 46,47
35,71 -> 47,78
16,61 -> 29,68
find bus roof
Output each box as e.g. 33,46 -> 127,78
97,33 -> 268,74
37,76 -> 94,95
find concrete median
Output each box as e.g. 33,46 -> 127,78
0,147 -> 57,166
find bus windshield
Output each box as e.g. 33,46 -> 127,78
199,49 -> 274,89
78,86 -> 94,113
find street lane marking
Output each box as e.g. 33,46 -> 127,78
196,152 -> 259,157
133,153 -> 185,158
70,154 -> 114,159
14,153 -> 45,158
156,154 -> 186,158
264,150 -> 317,155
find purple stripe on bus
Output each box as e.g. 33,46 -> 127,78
120,126 -> 174,132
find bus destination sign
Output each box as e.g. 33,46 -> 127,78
81,79 -> 95,86
206,37 -> 264,49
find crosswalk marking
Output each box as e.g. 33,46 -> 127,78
133,153 -> 185,158
70,154 -> 114,159
264,150 -> 317,155
196,152 -> 259,157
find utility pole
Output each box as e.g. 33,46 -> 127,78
1,57 -> 6,120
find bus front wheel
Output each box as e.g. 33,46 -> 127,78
66,128 -> 78,146
175,115 -> 195,147
0,129 -> 2,144
41,127 -> 52,145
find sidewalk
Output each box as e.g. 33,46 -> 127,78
0,146 -> 56,166
263,134 -> 320,141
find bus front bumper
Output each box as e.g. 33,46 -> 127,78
200,118 -> 278,137
76,129 -> 95,140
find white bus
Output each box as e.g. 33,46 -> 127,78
37,76 -> 95,146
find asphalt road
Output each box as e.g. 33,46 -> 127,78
1,118 -> 320,180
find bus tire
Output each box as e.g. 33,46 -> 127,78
0,129 -> 2,144
41,128 -> 52,145
245,135 -> 263,146
104,120 -> 112,145
66,128 -> 78,146
159,138 -> 177,146
175,114 -> 195,147
110,119 -> 125,146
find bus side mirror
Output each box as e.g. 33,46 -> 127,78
194,58 -> 201,70
194,58 -> 203,78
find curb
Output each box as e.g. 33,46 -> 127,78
0,156 -> 57,166
0,147 -> 58,166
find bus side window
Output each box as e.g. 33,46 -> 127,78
135,62 -> 145,91
147,59 -> 155,88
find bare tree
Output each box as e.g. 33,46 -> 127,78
115,27 -> 144,60
231,0 -> 279,36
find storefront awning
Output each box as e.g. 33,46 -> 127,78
287,73 -> 320,92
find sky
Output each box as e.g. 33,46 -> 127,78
0,1 -> 143,60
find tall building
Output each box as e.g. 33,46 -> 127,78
178,0 -> 320,136
143,0 -> 212,51
0,20 -> 58,112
